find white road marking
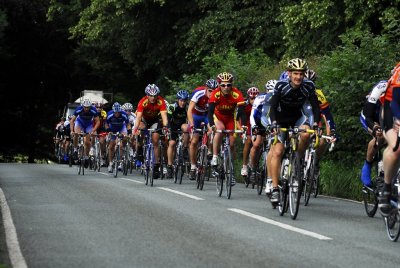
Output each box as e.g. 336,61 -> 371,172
0,187 -> 28,268
157,187 -> 204,201
228,208 -> 332,241
119,178 -> 144,184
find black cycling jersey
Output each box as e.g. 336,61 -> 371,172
269,80 -> 320,125
168,102 -> 188,126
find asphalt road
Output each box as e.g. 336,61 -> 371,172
0,163 -> 399,268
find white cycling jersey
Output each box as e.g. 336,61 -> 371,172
250,91 -> 273,128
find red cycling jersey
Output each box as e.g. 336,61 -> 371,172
385,63 -> 400,102
136,96 -> 167,122
209,87 -> 245,118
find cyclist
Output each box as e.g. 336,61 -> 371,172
63,115 -> 73,162
105,102 -> 131,172
133,84 -> 169,179
70,98 -> 100,167
378,62 -> 400,215
240,87 -> 260,180
54,117 -> 66,157
122,102 -> 137,161
166,90 -> 190,178
303,69 -> 337,173
208,72 -> 247,186
359,80 -> 387,186
188,79 -> 217,180
249,80 -> 277,193
94,102 -> 107,166
269,58 -> 320,205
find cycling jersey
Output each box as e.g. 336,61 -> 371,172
208,87 -> 246,130
270,80 -> 320,126
136,96 -> 167,122
360,80 -> 387,131
303,88 -> 336,131
74,105 -> 99,127
388,63 -> 400,118
190,89 -> 209,116
168,102 -> 188,126
106,110 -> 130,133
250,92 -> 273,129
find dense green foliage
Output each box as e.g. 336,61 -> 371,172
1,0 -> 399,201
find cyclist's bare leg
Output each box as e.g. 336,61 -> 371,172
84,134 -> 91,157
249,135 -> 263,169
298,124 -> 311,156
167,139 -> 176,166
242,135 -> 252,167
270,142 -> 284,188
212,120 -> 225,156
181,124 -> 189,147
383,129 -> 400,185
190,133 -> 199,166
153,132 -> 161,165
108,139 -> 116,163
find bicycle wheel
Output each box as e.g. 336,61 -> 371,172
289,154 -> 302,220
362,184 -> 379,217
77,145 -> 84,175
149,145 -> 155,186
278,158 -> 289,214
197,147 -> 207,190
384,209 -> 400,241
114,145 -> 119,178
216,163 -> 224,196
304,153 -> 316,206
257,151 -> 267,195
224,149 -> 233,199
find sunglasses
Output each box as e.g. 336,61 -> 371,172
207,89 -> 213,92
125,109 -> 132,112
220,83 -> 232,88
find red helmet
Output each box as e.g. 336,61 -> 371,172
216,72 -> 234,83
247,87 -> 260,98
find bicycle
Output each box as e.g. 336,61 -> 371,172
303,133 -> 334,206
276,127 -> 312,220
55,135 -> 65,164
75,132 -> 86,176
361,138 -> 384,217
108,132 -> 124,178
194,123 -> 210,190
140,128 -> 158,186
172,130 -> 186,184
213,129 -> 246,199
246,131 -> 272,195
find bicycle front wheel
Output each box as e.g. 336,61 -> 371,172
114,146 -> 120,178
304,154 -> 315,206
224,149 -> 233,199
289,154 -> 302,220
197,147 -> 207,190
384,210 -> 400,241
216,164 -> 224,196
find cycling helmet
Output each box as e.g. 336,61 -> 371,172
82,98 -> 92,107
279,71 -> 289,80
67,115 -> 73,120
122,102 -> 133,111
247,87 -> 260,98
145,84 -> 160,96
93,102 -> 103,108
305,69 -> 317,82
176,89 -> 189,100
112,102 -> 122,112
216,72 -> 234,83
287,58 -> 308,71
206,79 -> 218,89
265,80 -> 278,92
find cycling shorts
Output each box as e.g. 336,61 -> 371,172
193,113 -> 208,128
271,114 -> 309,144
215,114 -> 235,131
74,121 -> 93,134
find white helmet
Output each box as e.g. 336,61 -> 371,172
82,98 -> 92,107
122,102 -> 133,111
265,80 -> 277,92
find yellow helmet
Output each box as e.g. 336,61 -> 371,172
217,72 -> 234,83
287,58 -> 308,71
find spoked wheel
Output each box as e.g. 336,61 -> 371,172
197,148 -> 207,191
312,169 -> 320,198
216,166 -> 224,197
289,155 -> 302,220
257,168 -> 265,195
113,149 -> 119,178
224,151 -> 233,199
384,210 -> 400,241
68,145 -> 73,167
362,185 -> 379,217
149,148 -> 155,186
278,180 -> 288,216
304,156 -> 315,206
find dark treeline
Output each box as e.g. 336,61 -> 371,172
0,0 -> 399,162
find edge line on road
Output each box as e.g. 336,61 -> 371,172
228,208 -> 332,241
0,187 -> 28,268
157,187 -> 204,201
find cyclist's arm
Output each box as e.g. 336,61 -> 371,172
237,105 -> 246,126
70,116 -> 77,133
92,116 -> 100,132
208,102 -> 215,127
309,90 -> 321,125
320,106 -> 336,132
160,110 -> 168,127
187,101 -> 195,127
